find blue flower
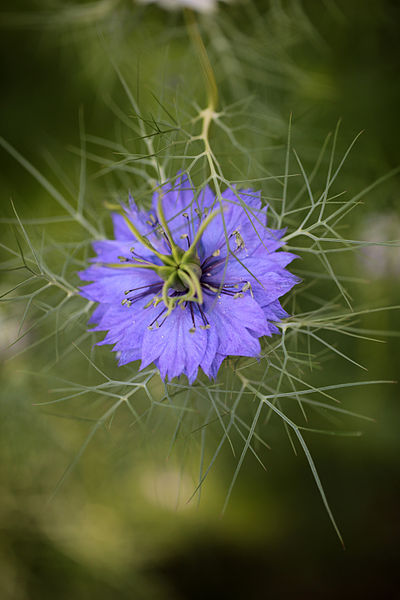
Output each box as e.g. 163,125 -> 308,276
79,174 -> 299,382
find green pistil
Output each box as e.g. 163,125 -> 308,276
102,198 -> 223,315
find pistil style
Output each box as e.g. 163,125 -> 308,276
103,194 -> 222,315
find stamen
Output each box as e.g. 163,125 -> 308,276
160,229 -> 172,249
242,281 -> 254,298
198,303 -> 209,326
123,283 -> 163,306
124,282 -> 161,295
148,306 -> 168,328
144,295 -> 162,309
202,283 -> 219,293
130,247 -> 152,262
125,290 -> 160,304
231,229 -> 246,251
202,280 -> 246,298
157,315 -> 169,328
189,302 -> 196,330
181,213 -> 192,246
201,230 -> 245,275
180,233 -> 191,249
201,255 -> 228,274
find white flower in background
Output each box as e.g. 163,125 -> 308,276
358,212 -> 400,279
136,0 -> 228,13
0,311 -> 30,360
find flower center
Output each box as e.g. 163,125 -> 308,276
117,195 -> 223,315
153,249 -> 204,312
103,189 -> 224,315
170,260 -> 203,292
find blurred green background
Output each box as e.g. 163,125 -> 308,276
1,1 -> 399,598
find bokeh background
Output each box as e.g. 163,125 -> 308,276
1,1 -> 399,598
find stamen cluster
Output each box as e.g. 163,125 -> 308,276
79,174 -> 299,382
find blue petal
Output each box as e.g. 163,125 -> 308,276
91,239 -> 154,263
96,305 -> 135,345
209,252 -> 297,282
262,299 -> 290,321
88,303 -> 108,325
209,353 -> 226,379
112,192 -> 153,240
140,307 -> 208,382
252,271 -> 300,308
93,297 -> 160,363
208,255 -> 300,308
79,176 -> 300,383
112,213 -> 134,241
199,189 -> 264,259
79,269 -> 161,303
199,321 -> 219,378
204,293 -> 267,356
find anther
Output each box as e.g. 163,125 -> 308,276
242,282 -> 253,297
232,230 -> 245,251
203,283 -> 219,293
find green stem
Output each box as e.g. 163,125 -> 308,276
185,9 -> 218,112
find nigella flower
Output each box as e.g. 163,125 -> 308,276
79,174 -> 299,382
358,211 -> 400,279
